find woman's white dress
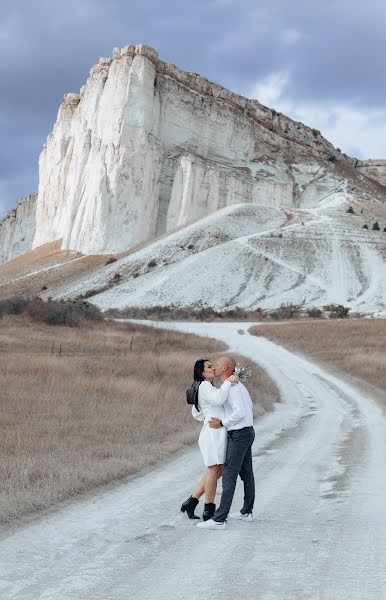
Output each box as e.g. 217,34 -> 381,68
191,380 -> 231,467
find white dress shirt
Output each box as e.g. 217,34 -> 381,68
221,382 -> 254,430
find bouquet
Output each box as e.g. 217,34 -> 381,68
234,363 -> 252,381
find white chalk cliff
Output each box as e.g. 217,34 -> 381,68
0,193 -> 37,264
1,43 -> 386,318
28,43 -> 386,256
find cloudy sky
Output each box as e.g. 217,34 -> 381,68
1,0 -> 386,217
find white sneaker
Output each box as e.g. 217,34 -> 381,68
196,519 -> 227,530
229,512 -> 254,522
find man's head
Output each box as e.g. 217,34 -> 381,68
214,356 -> 236,380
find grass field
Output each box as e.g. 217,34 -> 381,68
0,316 -> 280,529
249,319 -> 386,398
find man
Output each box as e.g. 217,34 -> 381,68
197,356 -> 255,530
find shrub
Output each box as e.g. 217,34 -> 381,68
105,256 -> 118,266
323,304 -> 350,318
363,224 -> 368,229
328,155 -> 337,163
384,227 -> 386,232
307,307 -> 322,318
105,305 -> 267,322
372,222 -> 380,231
1,296 -> 103,327
346,206 -> 355,214
147,259 -> 157,268
268,304 -> 301,320
78,283 -> 110,299
26,299 -> 77,326
281,303 -> 301,317
0,296 -> 29,315
312,128 -> 320,137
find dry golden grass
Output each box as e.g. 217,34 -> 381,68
0,241 -> 113,300
0,316 -> 279,528
0,225 -> 190,301
250,319 -> 386,396
0,240 -> 63,272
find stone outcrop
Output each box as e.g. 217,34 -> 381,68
355,160 -> 386,187
32,44 -> 353,255
1,44 -> 385,264
0,193 -> 37,264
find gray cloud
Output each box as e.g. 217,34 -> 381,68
1,0 -> 385,216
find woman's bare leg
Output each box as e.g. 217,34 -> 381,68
192,474 -> 206,499
192,464 -> 224,501
204,465 -> 223,503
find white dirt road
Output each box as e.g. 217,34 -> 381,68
1,322 -> 386,599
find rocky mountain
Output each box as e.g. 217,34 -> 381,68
0,193 -> 37,264
1,43 -> 386,315
1,193 -> 386,316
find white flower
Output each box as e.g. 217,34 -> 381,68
234,363 -> 252,380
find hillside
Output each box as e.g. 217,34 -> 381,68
1,44 -> 386,314
1,188 -> 386,315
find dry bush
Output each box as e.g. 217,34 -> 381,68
0,317 -> 279,528
107,305 -> 268,321
105,256 -> 118,266
249,319 -> 386,394
0,296 -> 29,315
26,298 -> 102,326
0,296 -> 102,327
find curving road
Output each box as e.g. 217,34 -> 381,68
1,322 -> 386,599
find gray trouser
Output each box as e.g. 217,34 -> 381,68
213,426 -> 255,523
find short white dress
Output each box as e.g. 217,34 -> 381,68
191,380 -> 232,467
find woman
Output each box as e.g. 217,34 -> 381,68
180,359 -> 237,521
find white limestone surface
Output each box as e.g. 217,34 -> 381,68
41,198 -> 386,315
31,43 -> 353,256
0,193 -> 37,264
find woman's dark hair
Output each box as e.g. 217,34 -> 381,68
193,359 -> 209,382
192,359 -> 210,412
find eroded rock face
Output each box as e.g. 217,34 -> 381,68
0,193 -> 37,264
1,43 -> 383,264
356,160 -> 386,187
32,44 -> 351,255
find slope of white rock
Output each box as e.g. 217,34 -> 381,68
0,193 -> 37,264
2,42 -> 386,318
41,194 -> 386,316
31,43 -> 366,256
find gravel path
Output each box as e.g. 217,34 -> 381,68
1,322 -> 385,599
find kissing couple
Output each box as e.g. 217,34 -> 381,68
181,356 -> 255,529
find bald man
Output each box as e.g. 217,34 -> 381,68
197,356 -> 255,530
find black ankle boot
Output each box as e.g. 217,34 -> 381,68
180,496 -> 200,519
202,502 -> 216,521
